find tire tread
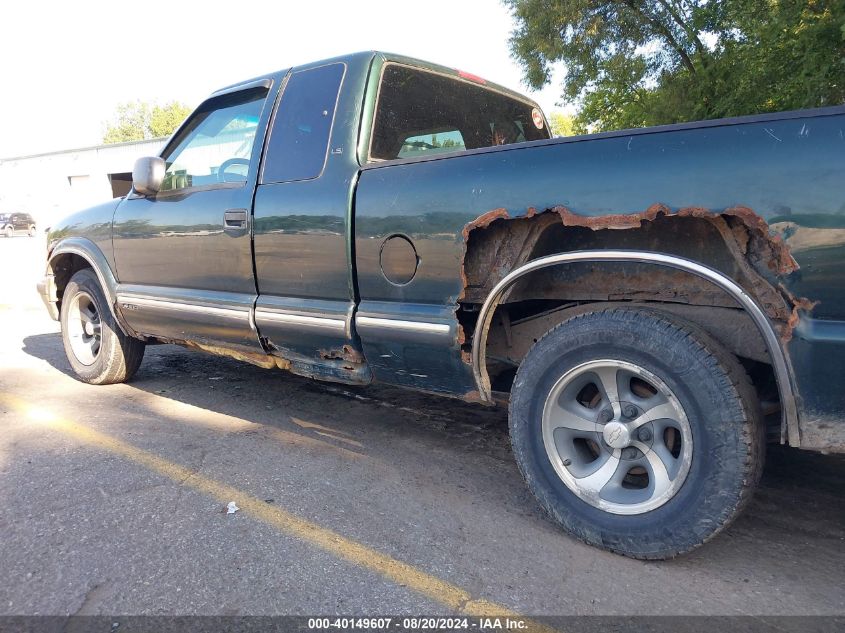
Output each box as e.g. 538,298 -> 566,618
508,307 -> 764,559
61,268 -> 145,385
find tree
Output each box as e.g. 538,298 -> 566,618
102,101 -> 151,144
548,111 -> 576,136
149,102 -> 193,138
103,100 -> 192,143
505,0 -> 845,132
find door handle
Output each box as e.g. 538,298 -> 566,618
223,209 -> 248,230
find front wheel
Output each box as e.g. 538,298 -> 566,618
60,268 -> 145,384
509,308 -> 764,559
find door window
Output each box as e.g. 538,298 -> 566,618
160,87 -> 268,193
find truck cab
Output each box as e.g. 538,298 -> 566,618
107,52 -> 549,385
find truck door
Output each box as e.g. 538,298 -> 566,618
252,61 -> 370,383
112,82 -> 275,351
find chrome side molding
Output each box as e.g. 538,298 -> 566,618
355,316 -> 450,335
255,309 -> 347,333
116,294 -> 250,320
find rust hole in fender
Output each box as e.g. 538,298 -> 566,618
458,203 -> 817,356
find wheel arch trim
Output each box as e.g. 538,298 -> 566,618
470,249 -> 800,445
47,238 -> 130,335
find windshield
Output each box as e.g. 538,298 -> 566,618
370,64 -> 550,161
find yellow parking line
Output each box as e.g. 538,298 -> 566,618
1,394 -> 555,629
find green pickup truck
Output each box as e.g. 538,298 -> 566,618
39,51 -> 845,559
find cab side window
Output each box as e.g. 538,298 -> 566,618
160,87 -> 268,193
261,63 -> 345,184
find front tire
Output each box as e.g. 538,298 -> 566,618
509,308 -> 764,559
60,268 -> 145,384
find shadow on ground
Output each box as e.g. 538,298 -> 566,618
21,331 -> 845,570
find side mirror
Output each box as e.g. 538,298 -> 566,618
132,156 -> 165,196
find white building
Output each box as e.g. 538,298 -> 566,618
0,138 -> 167,228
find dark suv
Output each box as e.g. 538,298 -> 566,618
1,212 -> 37,237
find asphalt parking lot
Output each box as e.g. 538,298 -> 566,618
1,234 -> 844,623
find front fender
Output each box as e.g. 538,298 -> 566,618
42,237 -> 129,334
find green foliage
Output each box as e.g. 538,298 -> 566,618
149,102 -> 193,139
102,101 -> 152,143
103,100 -> 192,144
429,134 -> 463,148
505,0 -> 845,132
548,111 -> 576,136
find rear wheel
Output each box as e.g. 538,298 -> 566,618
509,308 -> 764,559
60,268 -> 145,384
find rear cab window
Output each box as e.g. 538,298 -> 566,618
369,63 -> 551,162
398,130 -> 466,158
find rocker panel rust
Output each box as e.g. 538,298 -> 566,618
161,339 -> 371,385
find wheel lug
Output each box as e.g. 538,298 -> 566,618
637,427 -> 652,442
624,448 -> 639,459
598,409 -> 613,423
623,404 -> 638,418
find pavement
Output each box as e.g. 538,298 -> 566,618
1,233 -> 844,621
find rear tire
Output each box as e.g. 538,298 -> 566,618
60,268 -> 145,384
509,308 -> 764,559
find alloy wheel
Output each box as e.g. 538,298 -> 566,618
541,359 -> 693,515
65,291 -> 102,365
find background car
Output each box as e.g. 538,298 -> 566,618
0,212 -> 37,237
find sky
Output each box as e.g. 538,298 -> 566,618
0,0 -> 568,159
